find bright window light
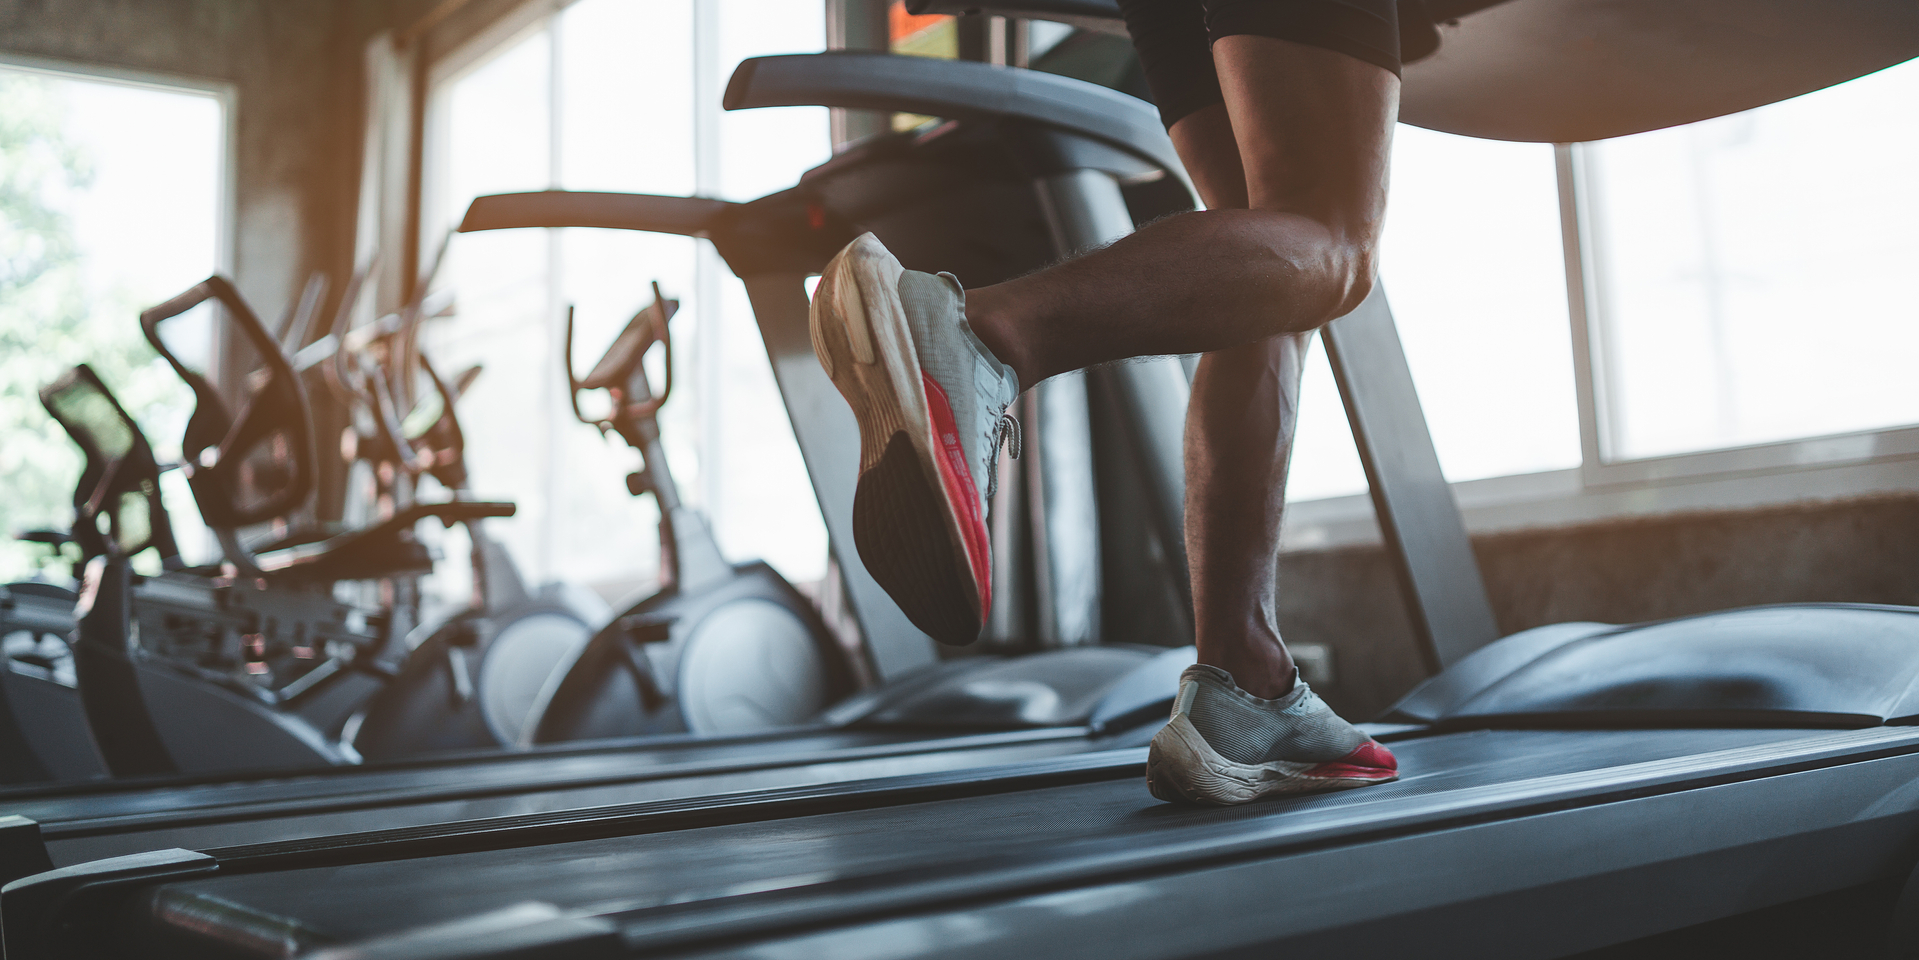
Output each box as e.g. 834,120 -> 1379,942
0,63 -> 223,578
429,0 -> 831,603
1586,58 -> 1919,461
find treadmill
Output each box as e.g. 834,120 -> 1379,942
9,4 -> 1919,954
0,114 -> 1205,879
0,281 -> 1187,879
1,359 -> 1185,882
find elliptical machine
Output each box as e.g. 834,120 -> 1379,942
523,285 -> 857,743
329,276 -> 597,759
45,276 -> 512,778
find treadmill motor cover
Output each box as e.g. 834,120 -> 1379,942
1390,603 -> 1919,728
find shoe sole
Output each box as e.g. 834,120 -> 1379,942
811,236 -> 990,646
1145,716 -> 1398,805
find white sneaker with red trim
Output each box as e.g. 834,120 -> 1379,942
1147,665 -> 1399,805
810,233 -> 1020,645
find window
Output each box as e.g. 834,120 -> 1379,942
0,60 -> 226,579
1287,59 -> 1919,545
1582,58 -> 1919,461
425,0 -> 831,604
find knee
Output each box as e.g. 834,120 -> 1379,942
1231,207 -> 1380,331
1326,237 -> 1379,324
1284,230 -> 1377,332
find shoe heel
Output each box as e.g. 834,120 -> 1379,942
834,252 -> 879,366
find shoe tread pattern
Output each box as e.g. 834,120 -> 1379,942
854,432 -> 982,646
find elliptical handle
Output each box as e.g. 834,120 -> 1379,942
623,282 -> 676,421
141,275 -> 319,530
564,304 -> 591,429
415,352 -> 471,492
568,284 -> 680,431
275,273 -> 329,356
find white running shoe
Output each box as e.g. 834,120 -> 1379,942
810,233 -> 1020,645
1147,664 -> 1398,805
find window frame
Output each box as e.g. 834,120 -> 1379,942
1281,129 -> 1919,552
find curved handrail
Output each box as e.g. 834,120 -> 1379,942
724,53 -> 1189,193
458,191 -> 734,237
140,276 -> 318,531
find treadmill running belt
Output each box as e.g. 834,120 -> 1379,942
118,726 -> 1919,958
43,732 -> 1094,865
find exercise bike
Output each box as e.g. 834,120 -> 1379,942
524,285 -> 857,743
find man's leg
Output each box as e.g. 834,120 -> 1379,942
960,39 -> 1395,698
1147,102 -> 1316,699
807,21 -> 1395,662
961,40 -> 1396,390
1186,332 -> 1312,696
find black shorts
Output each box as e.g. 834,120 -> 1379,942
1116,0 -> 1412,129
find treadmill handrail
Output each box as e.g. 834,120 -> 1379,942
908,0 -> 1120,17
724,53 -> 1189,192
904,0 -> 1508,25
457,191 -> 735,237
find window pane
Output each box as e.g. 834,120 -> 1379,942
558,0 -> 695,195
1388,127 -> 1578,482
1288,124 -> 1577,501
716,0 -> 831,203
1588,58 -> 1919,460
1286,338 -> 1367,501
433,28 -> 554,589
708,0 -> 833,583
549,0 -> 701,597
0,66 -> 223,577
428,4 -> 835,597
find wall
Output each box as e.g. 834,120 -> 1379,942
1294,492 -> 1919,720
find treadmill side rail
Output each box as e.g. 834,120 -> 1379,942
1,847 -> 216,960
0,816 -> 53,888
303,902 -> 623,960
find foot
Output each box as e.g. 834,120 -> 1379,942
1147,664 -> 1397,805
810,234 -> 1020,645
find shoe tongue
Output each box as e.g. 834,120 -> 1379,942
898,270 -> 1015,491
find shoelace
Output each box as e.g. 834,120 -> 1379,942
983,412 -> 1021,501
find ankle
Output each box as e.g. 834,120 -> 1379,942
1198,649 -> 1297,700
963,287 -> 1037,389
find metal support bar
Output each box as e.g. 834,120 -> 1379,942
1322,287 -> 1501,671
1029,372 -> 1100,645
1030,168 -> 1132,647
1033,167 -> 1197,642
71,556 -> 176,777
1090,359 -> 1193,622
